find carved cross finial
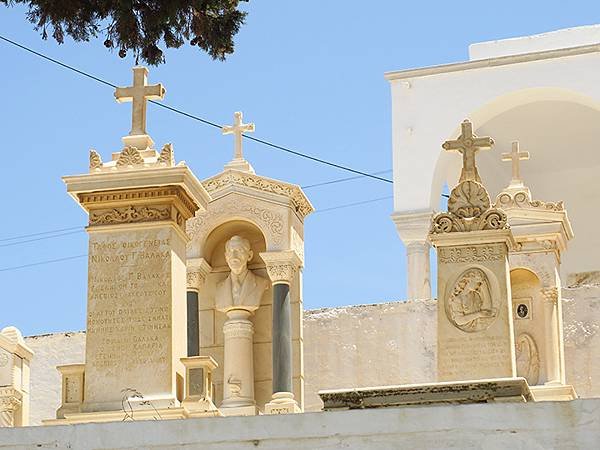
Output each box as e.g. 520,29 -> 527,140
502,141 -> 530,187
115,66 -> 165,138
222,111 -> 255,161
442,119 -> 494,184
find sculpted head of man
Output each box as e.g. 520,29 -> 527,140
224,235 -> 253,275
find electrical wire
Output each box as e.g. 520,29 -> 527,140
0,230 -> 84,248
0,226 -> 83,242
302,170 -> 392,189
312,196 -> 393,214
0,254 -> 87,272
0,34 -> 392,184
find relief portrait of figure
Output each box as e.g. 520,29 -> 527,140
446,268 -> 497,332
215,235 -> 269,313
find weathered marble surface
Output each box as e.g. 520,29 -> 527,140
319,378 -> 532,410
23,280 -> 600,424
2,398 -> 599,449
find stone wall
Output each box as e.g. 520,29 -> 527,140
2,399 -> 599,449
24,282 -> 600,425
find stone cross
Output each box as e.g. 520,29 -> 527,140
502,141 -> 529,186
222,112 -> 255,161
115,66 -> 165,137
442,119 -> 494,184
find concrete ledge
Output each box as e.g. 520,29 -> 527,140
1,398 -> 599,449
319,378 -> 532,411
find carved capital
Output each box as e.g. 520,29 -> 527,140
260,251 -> 302,285
541,287 -> 559,305
0,388 -> 22,413
187,258 -> 212,291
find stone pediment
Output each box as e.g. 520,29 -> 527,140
494,188 -> 574,251
202,169 -> 314,220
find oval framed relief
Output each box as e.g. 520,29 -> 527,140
445,267 -> 498,333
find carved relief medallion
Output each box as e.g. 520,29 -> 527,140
445,268 -> 498,332
515,333 -> 540,386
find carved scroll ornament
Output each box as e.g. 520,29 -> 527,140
431,181 -> 508,234
89,205 -> 171,226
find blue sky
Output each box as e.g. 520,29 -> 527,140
1,1 -> 599,335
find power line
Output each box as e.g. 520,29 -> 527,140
312,196 -> 393,214
0,34 -> 392,184
0,226 -> 83,242
0,254 -> 87,272
0,230 -> 84,248
302,170 -> 392,189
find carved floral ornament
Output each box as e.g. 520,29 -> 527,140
89,205 -> 171,226
89,143 -> 177,172
260,251 -> 302,284
445,267 -> 499,333
202,171 -> 313,219
186,199 -> 286,249
495,189 -> 564,212
431,181 -> 508,234
264,263 -> 297,284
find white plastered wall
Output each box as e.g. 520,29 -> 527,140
388,27 -> 600,290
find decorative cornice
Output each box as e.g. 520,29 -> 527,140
79,186 -> 197,216
495,189 -> 564,212
384,43 -> 600,81
202,170 -> 313,220
260,251 -> 302,284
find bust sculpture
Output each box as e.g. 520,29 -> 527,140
215,235 -> 269,313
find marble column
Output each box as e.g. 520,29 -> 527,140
542,287 -> 561,384
260,251 -> 302,414
221,309 -> 256,408
186,258 -> 212,357
391,211 -> 434,300
406,241 -> 431,299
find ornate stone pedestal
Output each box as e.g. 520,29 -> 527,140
180,356 -> 222,417
221,309 -> 257,412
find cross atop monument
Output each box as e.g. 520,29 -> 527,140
222,111 -> 256,173
115,66 -> 165,149
222,111 -> 255,161
442,119 -> 494,184
502,141 -> 530,187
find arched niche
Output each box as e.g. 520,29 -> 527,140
510,267 -> 546,385
203,220 -> 267,273
195,219 -> 275,411
430,87 -> 600,278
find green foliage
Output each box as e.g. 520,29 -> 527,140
1,0 -> 248,65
